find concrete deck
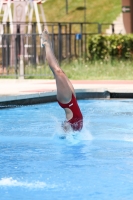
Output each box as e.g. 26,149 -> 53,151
0,79 -> 133,106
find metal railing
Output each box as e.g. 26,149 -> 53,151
0,22 -> 115,78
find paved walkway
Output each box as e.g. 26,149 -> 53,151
0,79 -> 132,106
0,79 -> 133,97
106,13 -> 126,34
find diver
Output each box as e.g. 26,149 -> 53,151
41,30 -> 83,132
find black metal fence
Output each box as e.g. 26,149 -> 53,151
0,22 -> 115,78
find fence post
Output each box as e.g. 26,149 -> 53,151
15,36 -> 18,77
2,35 -> 6,69
69,23 -> 71,60
65,25 -> 67,58
84,23 -> 87,61
80,23 -> 83,56
32,22 -> 36,66
98,23 -> 101,34
58,23 -> 62,64
112,24 -> 115,34
7,22 -> 10,67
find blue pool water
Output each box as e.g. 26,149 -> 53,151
0,99 -> 133,200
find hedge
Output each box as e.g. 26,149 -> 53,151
88,34 -> 133,61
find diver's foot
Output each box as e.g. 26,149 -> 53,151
41,29 -> 51,46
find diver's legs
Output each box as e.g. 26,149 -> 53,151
42,30 -> 75,103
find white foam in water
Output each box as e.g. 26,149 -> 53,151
65,130 -> 93,144
80,128 -> 93,141
0,177 -> 56,189
124,135 -> 133,142
55,124 -> 93,144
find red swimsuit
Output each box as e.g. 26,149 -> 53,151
57,94 -> 83,131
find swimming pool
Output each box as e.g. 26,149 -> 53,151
0,99 -> 133,200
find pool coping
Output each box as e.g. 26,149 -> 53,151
0,89 -> 133,108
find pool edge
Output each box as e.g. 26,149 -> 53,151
0,89 -> 133,108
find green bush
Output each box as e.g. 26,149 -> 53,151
88,34 -> 133,61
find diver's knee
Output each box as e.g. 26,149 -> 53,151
55,68 -> 64,76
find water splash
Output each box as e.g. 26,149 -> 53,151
54,125 -> 93,145
0,177 -> 56,189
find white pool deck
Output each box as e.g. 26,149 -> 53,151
0,79 -> 133,103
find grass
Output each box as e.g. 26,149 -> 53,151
61,59 -> 133,80
43,0 -> 121,33
1,59 -> 133,80
43,0 -> 121,23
